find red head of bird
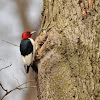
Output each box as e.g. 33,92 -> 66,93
21,31 -> 36,40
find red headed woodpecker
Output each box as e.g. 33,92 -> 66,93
20,31 -> 38,73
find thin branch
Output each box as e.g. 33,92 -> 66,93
1,86 -> 36,100
20,68 -> 27,78
2,40 -> 19,47
0,62 -> 12,71
13,75 -> 20,86
0,83 -> 7,92
1,80 -> 36,100
0,59 -> 5,62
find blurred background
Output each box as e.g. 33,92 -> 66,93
0,0 -> 42,100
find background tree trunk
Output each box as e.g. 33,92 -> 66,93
36,0 -> 100,100
16,0 -> 38,100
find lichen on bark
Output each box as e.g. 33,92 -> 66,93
36,0 -> 100,100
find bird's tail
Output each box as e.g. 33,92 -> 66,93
24,65 -> 30,73
31,63 -> 38,73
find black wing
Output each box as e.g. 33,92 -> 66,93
20,39 -> 33,56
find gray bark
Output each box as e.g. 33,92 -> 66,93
36,0 -> 100,100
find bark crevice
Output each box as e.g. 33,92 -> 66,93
35,0 -> 100,99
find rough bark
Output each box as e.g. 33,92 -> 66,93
36,0 -> 100,100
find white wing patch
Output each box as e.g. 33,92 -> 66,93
22,53 -> 33,66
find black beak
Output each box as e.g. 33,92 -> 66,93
24,65 -> 30,73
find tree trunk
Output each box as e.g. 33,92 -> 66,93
36,0 -> 100,100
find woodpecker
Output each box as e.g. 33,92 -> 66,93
20,31 -> 38,73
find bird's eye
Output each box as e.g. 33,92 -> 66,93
26,32 -> 30,33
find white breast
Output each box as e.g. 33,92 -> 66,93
22,53 -> 33,66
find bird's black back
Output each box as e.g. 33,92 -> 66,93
20,39 -> 33,56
